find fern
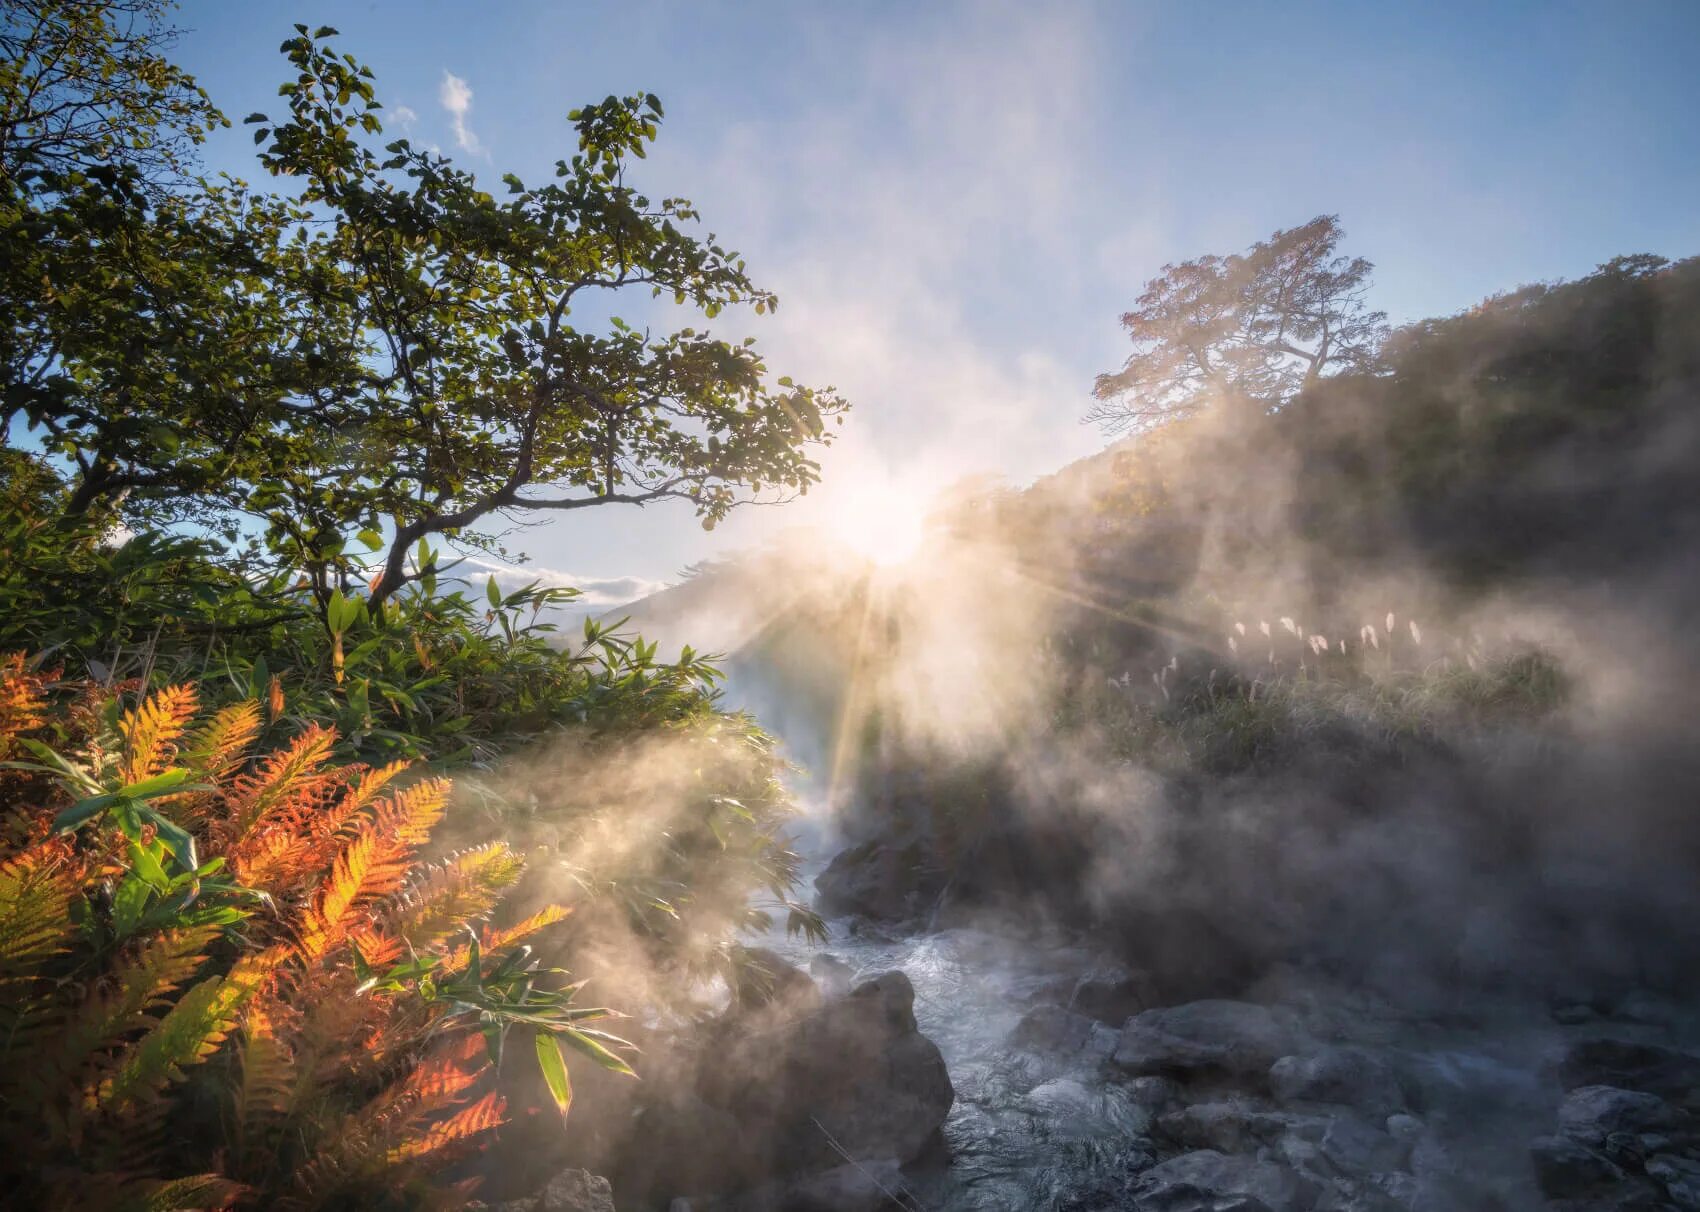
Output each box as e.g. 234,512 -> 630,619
0,845 -> 78,978
119,684 -> 199,785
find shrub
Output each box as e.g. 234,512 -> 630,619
0,659 -> 633,1209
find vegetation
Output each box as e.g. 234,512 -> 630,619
0,3 -> 830,1204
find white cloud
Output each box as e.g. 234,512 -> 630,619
460,555 -> 667,608
390,104 -> 418,132
438,71 -> 482,155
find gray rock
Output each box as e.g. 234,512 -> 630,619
1157,1101 -> 1308,1154
1069,964 -> 1159,1024
536,1169 -> 615,1212
810,953 -> 856,999
1558,1085 -> 1683,1145
1555,1038 -> 1700,1105
1009,1004 -> 1097,1055
1531,1133 -> 1624,1198
1131,1149 -> 1315,1211
733,947 -> 822,1014
1128,1075 -> 1180,1108
814,840 -> 944,921
1648,1153 -> 1700,1209
1384,1114 -> 1422,1147
1271,1048 -> 1406,1118
1318,1116 -> 1406,1177
1113,1000 -> 1303,1077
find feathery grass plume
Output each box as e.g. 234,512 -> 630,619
1234,622 -> 1246,636
1228,636 -> 1239,654
1410,620 -> 1423,645
1280,617 -> 1298,636
1259,621 -> 1271,638
1386,612 -> 1396,634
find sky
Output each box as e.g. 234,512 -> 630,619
172,0 -> 1700,604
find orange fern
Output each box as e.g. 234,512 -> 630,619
119,684 -> 199,785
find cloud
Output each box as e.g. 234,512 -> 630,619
459,555 -> 668,608
438,71 -> 482,155
390,104 -> 418,131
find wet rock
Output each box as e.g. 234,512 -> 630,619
1531,1133 -> 1625,1198
1647,1153 -> 1700,1209
1557,1085 -> 1683,1145
1010,1004 -> 1097,1055
1554,1039 -> 1700,1106
1384,1114 -> 1422,1147
1318,1116 -> 1405,1177
809,953 -> 856,999
1128,1075 -> 1181,1108
1069,963 -> 1159,1024
1270,1048 -> 1406,1118
813,840 -> 944,921
1156,1101 -> 1307,1154
1113,1000 -> 1304,1078
733,947 -> 822,1014
1130,1149 -> 1315,1211
486,1169 -> 616,1212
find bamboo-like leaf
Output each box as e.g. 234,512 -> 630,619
534,1031 -> 572,1116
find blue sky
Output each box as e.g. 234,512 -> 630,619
174,0 -> 1700,602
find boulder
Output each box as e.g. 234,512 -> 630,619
1114,1000 -> 1303,1078
1531,1134 -> 1625,1199
1156,1101 -> 1306,1154
1554,1039 -> 1700,1106
1271,1048 -> 1406,1118
732,947 -> 822,1015
1557,1085 -> 1683,1146
1647,1153 -> 1700,1210
770,971 -> 954,1172
486,1168 -> 616,1212
1317,1116 -> 1406,1177
1130,1149 -> 1315,1211
1393,1049 -> 1543,1117
813,840 -> 944,921
1009,1004 -> 1097,1055
1069,964 -> 1159,1024
809,953 -> 856,998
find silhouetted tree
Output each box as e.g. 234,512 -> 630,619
1089,215 -> 1387,432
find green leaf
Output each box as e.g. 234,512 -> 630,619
487,576 -> 502,608
534,1031 -> 573,1116
559,1027 -> 637,1077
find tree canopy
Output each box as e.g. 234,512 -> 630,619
4,13 -> 846,618
1089,215 -> 1387,432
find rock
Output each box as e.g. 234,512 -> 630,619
1557,1085 -> 1683,1145
1128,1075 -> 1180,1108
809,953 -> 856,998
520,1169 -> 613,1212
1554,1039 -> 1700,1105
814,840 -> 944,921
1384,1114 -> 1422,1147
1318,1116 -> 1406,1177
774,971 -> 955,1172
1271,1048 -> 1406,1118
1531,1133 -> 1625,1198
1648,1153 -> 1700,1209
1156,1101 -> 1307,1154
1009,1004 -> 1097,1055
1131,1149 -> 1315,1211
1113,1000 -> 1303,1078
732,947 -> 821,1015
1069,964 -> 1159,1024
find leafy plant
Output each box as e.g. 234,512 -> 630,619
0,665 -> 634,1209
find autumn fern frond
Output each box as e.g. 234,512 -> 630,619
181,699 -> 263,782
0,845 -> 79,979
296,827 -> 377,964
388,1090 -> 505,1164
0,652 -> 51,758
224,725 -> 337,843
385,843 -> 525,950
119,684 -> 199,784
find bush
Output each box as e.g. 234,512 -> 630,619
0,658 -> 635,1209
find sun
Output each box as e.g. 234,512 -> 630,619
824,479 -> 932,568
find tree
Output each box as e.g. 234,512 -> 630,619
236,29 -> 847,613
0,0 -> 223,187
1089,215 -> 1387,432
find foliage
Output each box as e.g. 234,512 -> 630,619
0,0 -> 224,186
0,667 -> 635,1209
1089,214 -> 1388,432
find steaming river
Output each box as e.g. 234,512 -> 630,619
765,913 -> 1152,1211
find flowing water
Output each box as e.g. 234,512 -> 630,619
764,914 -> 1152,1212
